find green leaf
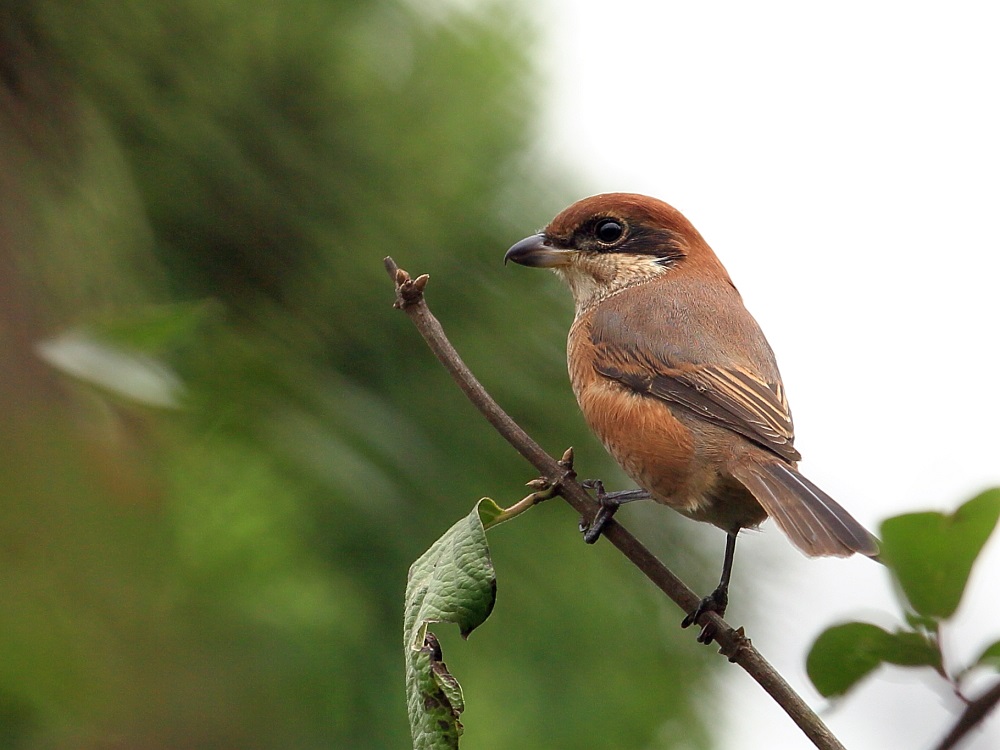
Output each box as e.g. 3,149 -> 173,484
902,610 -> 939,634
407,631 -> 464,750
477,497 -> 505,530
880,489 -> 1000,619
36,331 -> 184,408
807,623 -> 941,697
974,640 -> 1000,671
35,303 -> 216,408
404,499 -> 501,749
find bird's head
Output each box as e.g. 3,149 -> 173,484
505,193 -> 725,313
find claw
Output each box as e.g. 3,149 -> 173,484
680,585 -> 729,645
697,621 -> 718,645
581,502 -> 619,544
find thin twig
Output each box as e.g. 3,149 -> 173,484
935,679 -> 1000,750
385,257 -> 846,750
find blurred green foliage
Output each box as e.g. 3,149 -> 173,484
808,489 -> 1000,700
0,2 -> 713,748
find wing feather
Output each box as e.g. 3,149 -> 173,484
591,345 -> 801,462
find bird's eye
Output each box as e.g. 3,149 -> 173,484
594,219 -> 625,244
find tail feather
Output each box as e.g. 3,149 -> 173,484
732,462 -> 880,558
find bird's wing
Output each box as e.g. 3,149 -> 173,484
591,333 -> 801,463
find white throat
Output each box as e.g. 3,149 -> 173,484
555,253 -> 672,318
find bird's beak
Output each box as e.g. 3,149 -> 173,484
504,233 -> 572,268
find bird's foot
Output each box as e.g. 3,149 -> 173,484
579,484 -> 618,544
681,585 -> 729,645
578,481 -> 650,544
578,480 -> 616,543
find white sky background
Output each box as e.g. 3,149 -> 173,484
534,2 -> 1000,748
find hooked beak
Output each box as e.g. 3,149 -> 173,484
504,233 -> 572,268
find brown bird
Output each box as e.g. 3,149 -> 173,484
505,193 -> 878,638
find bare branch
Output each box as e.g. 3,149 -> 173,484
385,256 -> 846,750
935,680 -> 1000,750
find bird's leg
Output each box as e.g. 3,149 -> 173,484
681,530 -> 738,644
579,480 -> 651,544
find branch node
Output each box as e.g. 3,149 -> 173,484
558,446 -> 575,470
384,256 -> 428,309
557,447 -> 577,488
719,626 -> 752,663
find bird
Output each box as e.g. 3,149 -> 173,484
504,193 -> 879,640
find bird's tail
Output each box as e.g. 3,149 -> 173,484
731,461 -> 880,558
